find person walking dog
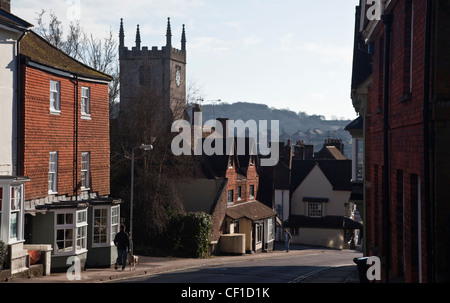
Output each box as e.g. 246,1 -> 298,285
114,225 -> 130,270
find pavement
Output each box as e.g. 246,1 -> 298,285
3,244 -> 362,284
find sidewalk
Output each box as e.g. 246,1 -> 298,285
4,245 -> 361,284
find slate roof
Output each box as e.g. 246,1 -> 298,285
20,31 -> 113,82
226,201 -> 276,221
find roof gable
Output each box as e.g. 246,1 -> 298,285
291,159 -> 352,192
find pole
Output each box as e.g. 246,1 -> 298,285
130,148 -> 135,256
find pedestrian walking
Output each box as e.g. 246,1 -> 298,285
114,225 -> 130,270
284,229 -> 292,252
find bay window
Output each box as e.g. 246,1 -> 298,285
92,205 -> 120,247
0,183 -> 26,244
54,209 -> 87,255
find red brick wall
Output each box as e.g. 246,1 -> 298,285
20,65 -> 110,201
226,157 -> 259,205
364,0 -> 428,282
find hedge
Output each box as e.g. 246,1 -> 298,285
167,212 -> 212,258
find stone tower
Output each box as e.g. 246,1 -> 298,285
119,18 -> 187,124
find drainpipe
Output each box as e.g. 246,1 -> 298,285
423,0 -> 434,283
381,13 -> 392,283
72,74 -> 79,201
16,30 -> 29,176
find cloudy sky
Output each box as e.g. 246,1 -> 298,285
13,0 -> 359,120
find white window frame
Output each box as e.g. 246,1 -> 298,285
54,209 -> 87,256
9,186 -> 22,241
50,80 -> 61,114
81,87 -> 91,118
92,205 -> 120,248
308,202 -> 322,218
0,184 -> 26,245
81,152 -> 90,190
48,152 -> 58,194
111,205 -> 120,245
92,207 -> 108,247
256,224 -> 262,244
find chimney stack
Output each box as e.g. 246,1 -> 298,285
1,0 -> 11,13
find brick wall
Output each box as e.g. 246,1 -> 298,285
364,0 -> 428,282
20,65 -> 110,202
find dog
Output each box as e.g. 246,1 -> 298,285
127,253 -> 138,270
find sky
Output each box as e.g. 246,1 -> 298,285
13,0 -> 360,120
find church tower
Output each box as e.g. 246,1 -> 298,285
118,18 -> 187,124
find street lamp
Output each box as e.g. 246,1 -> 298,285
130,144 -> 153,256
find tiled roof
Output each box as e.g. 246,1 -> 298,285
226,201 -> 276,221
315,146 -> 347,160
20,31 -> 112,81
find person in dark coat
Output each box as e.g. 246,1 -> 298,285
114,225 -> 130,270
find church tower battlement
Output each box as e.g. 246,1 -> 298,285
119,17 -> 187,123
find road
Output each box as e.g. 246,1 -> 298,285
119,248 -> 362,283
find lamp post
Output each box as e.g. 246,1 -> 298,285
130,144 -> 153,256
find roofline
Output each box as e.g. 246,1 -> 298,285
26,59 -> 112,84
0,8 -> 33,29
22,30 -> 113,82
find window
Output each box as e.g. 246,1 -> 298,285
308,202 -> 322,217
228,190 -> 234,204
10,187 -> 21,239
111,206 -> 120,243
249,185 -> 255,199
93,208 -> 108,245
93,206 -> 120,247
81,152 -> 90,190
48,152 -> 58,194
355,138 -> 364,181
55,209 -> 87,254
81,87 -> 90,116
228,156 -> 233,168
50,80 -> 60,113
237,186 -> 242,201
256,224 -> 262,243
268,217 -> 274,240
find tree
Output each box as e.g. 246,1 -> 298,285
34,10 -> 119,117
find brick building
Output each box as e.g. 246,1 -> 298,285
351,0 -> 450,282
18,31 -> 120,270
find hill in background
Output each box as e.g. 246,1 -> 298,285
189,102 -> 355,158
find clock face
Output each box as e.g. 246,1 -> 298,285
176,70 -> 181,87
